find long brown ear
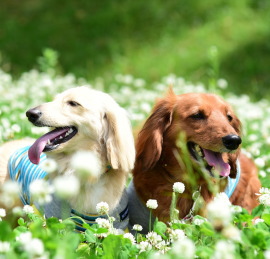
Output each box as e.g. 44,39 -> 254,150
135,90 -> 176,171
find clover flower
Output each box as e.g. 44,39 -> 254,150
96,201 -> 109,215
0,241 -> 10,253
23,205 -> 34,214
137,241 -> 152,253
0,208 -> 6,218
257,187 -> 270,204
171,238 -> 195,259
71,151 -> 101,182
169,229 -> 186,242
123,233 -> 136,244
173,182 -> 185,194
146,232 -> 162,246
30,179 -> 53,205
206,194 -> 232,229
40,158 -> 57,174
212,240 -> 235,259
95,218 -> 111,229
222,225 -> 241,242
53,175 -> 80,199
146,199 -> 158,209
132,224 -> 143,232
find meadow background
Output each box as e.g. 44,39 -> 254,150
1,0 -> 270,258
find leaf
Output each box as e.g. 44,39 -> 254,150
0,221 -> 15,241
153,221 -> 167,238
85,230 -> 97,243
252,204 -> 264,217
17,217 -> 26,226
262,214 -> 270,225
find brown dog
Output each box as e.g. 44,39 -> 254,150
128,90 -> 260,232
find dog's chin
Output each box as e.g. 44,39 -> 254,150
187,141 -> 230,178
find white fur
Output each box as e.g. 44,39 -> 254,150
0,86 -> 135,213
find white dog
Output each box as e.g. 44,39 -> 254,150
0,86 -> 135,231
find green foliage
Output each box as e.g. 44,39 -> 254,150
0,0 -> 270,99
1,55 -> 270,257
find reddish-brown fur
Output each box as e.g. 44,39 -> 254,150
133,90 -> 261,222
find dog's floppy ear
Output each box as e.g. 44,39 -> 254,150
104,105 -> 135,173
135,89 -> 176,171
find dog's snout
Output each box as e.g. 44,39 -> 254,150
222,134 -> 242,150
26,108 -> 42,123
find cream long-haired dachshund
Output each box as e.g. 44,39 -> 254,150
0,86 -> 135,231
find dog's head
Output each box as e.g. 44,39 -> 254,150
135,90 -> 241,178
26,86 -> 135,173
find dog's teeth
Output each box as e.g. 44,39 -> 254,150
195,145 -> 203,157
59,136 -> 63,139
47,140 -> 51,145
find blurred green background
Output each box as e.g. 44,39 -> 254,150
0,0 -> 270,100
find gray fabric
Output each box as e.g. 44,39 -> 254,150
35,188 -> 129,231
127,180 -> 155,234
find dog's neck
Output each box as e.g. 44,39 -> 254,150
47,147 -> 126,214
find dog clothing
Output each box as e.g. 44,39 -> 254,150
8,146 -> 129,231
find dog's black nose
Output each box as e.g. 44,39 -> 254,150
222,134 -> 242,150
26,108 -> 42,123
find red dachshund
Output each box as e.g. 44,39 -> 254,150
128,90 -> 261,232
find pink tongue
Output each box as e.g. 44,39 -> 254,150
28,128 -> 70,164
203,149 -> 231,177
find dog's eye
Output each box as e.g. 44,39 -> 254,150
67,101 -> 81,107
227,114 -> 233,122
190,112 -> 205,120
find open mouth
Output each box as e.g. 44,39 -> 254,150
28,126 -> 78,164
187,142 -> 231,177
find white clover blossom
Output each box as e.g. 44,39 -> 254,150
12,206 -> 24,216
265,250 -> 270,259
169,229 -> 186,242
1,180 -> 21,207
173,182 -> 185,194
253,218 -> 265,225
231,205 -> 242,214
222,225 -> 241,242
29,179 -> 53,205
16,232 -> 33,244
146,199 -> 158,209
137,241 -> 152,253
0,241 -> 10,253
23,238 -> 45,257
212,240 -> 235,259
71,151 -> 101,181
258,193 -> 270,206
95,218 -> 111,229
96,201 -> 109,215
155,240 -> 170,254
132,224 -> 143,232
193,217 -> 206,226
207,195 -> 232,228
53,175 -> 80,199
146,232 -> 162,246
217,79 -> 228,89
214,192 -> 231,206
23,205 -> 34,214
123,233 -> 136,244
171,238 -> 195,259
254,157 -> 265,168
0,208 -> 6,218
259,187 -> 270,194
40,158 -> 57,174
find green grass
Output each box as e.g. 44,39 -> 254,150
0,0 -> 270,100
